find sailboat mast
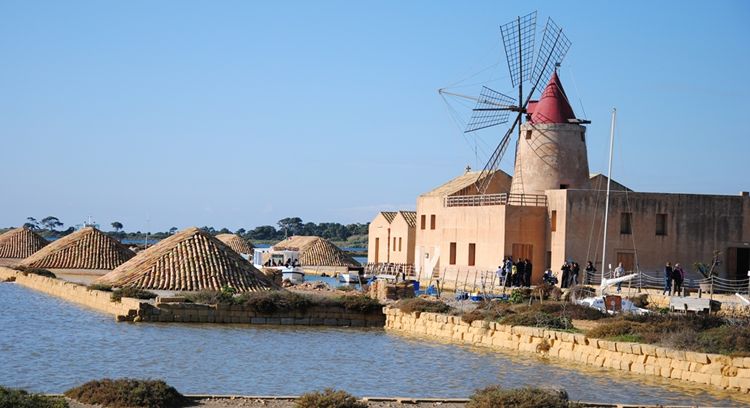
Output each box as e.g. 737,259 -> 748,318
601,108 -> 617,284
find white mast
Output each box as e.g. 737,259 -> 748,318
600,108 -> 616,287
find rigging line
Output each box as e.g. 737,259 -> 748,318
443,61 -> 504,89
585,175 -> 604,264
440,93 -> 483,161
565,63 -> 588,120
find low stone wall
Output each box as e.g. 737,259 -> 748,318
0,266 -> 385,327
138,301 -> 385,326
384,307 -> 750,393
0,266 -> 142,320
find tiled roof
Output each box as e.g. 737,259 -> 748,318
0,227 -> 48,259
273,236 -> 360,267
96,227 -> 277,292
381,212 -> 397,223
398,211 -> 417,228
216,233 -> 254,255
20,227 -> 134,270
421,169 -> 511,197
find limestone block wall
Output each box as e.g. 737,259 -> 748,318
384,307 -> 750,393
139,302 -> 385,326
0,266 -> 142,319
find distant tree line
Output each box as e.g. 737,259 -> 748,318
11,216 -> 369,244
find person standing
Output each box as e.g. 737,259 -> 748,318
570,262 -> 580,286
662,262 -> 673,295
503,256 -> 513,287
585,261 -> 596,285
560,261 -> 571,289
524,258 -> 533,287
614,262 -> 625,293
496,265 -> 506,287
673,263 -> 685,296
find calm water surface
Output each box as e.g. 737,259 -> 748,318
0,283 -> 745,406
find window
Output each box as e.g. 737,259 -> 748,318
560,184 -> 569,189
581,132 -> 585,142
551,210 -> 557,232
393,237 -> 397,250
449,242 -> 457,265
525,130 -> 532,140
398,237 -> 402,252
620,212 -> 632,235
656,213 -> 667,236
374,238 -> 379,263
430,214 -> 436,230
546,251 -> 552,269
468,243 -> 476,266
420,214 -> 426,230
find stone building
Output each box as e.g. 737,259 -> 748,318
372,72 -> 750,284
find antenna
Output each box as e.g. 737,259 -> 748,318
439,12 -> 571,194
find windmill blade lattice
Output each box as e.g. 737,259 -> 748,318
530,18 -> 571,97
465,87 -> 516,133
500,11 -> 537,88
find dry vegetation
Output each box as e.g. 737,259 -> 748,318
466,385 -> 579,408
64,379 -> 188,408
185,289 -> 382,313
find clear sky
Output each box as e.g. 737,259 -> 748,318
1,0 -> 748,232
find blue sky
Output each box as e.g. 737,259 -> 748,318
1,1 -> 748,232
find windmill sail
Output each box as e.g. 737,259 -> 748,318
465,87 -> 516,133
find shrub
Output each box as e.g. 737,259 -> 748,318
64,378 -> 188,408
14,266 -> 56,279
0,386 -> 68,408
87,283 -> 113,292
184,286 -> 237,305
111,287 -> 158,302
333,295 -> 382,313
295,388 -> 367,408
237,290 -> 312,313
500,311 -> 572,330
467,385 -> 576,408
626,293 -> 649,308
395,298 -> 453,314
509,288 -> 528,304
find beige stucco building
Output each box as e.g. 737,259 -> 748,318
368,210 -> 416,265
370,71 -> 750,286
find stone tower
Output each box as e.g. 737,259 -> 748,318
509,71 -> 591,196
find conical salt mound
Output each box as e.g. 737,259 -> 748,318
96,227 -> 277,292
0,227 -> 49,259
273,236 -> 359,267
216,233 -> 254,255
20,227 -> 134,270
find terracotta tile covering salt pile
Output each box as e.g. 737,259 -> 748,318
19,227 -> 134,270
272,235 -> 359,267
96,227 -> 277,292
0,227 -> 48,259
215,233 -> 254,255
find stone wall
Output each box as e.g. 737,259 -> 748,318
0,266 -> 142,320
384,306 -> 750,393
138,301 -> 385,326
0,266 -> 386,327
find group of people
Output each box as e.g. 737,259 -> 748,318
662,262 -> 686,296
263,258 -> 301,268
495,257 -> 533,287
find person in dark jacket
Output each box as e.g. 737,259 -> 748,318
516,258 -> 525,286
524,258 -> 533,287
560,261 -> 571,289
570,262 -> 580,286
662,262 -> 673,295
585,261 -> 596,285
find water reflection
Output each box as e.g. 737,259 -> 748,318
0,284 -> 745,406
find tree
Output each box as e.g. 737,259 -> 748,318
169,227 -> 178,235
248,225 -> 278,240
111,221 -> 124,232
236,228 -> 246,236
25,217 -> 39,230
277,217 -> 303,238
219,227 -> 231,234
41,216 -> 63,231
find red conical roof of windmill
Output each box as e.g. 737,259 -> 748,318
527,70 -> 576,124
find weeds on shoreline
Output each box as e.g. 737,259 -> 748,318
13,266 -> 56,279
395,298 -> 453,314
295,389 -> 367,408
64,378 -> 188,408
0,386 -> 68,408
467,385 -> 579,408
110,287 -> 158,302
184,289 -> 382,313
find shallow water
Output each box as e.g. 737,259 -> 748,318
0,283 -> 745,406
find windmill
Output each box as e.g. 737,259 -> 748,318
439,12 -> 572,194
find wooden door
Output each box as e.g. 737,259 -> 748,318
616,252 -> 635,272
512,243 -> 533,261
